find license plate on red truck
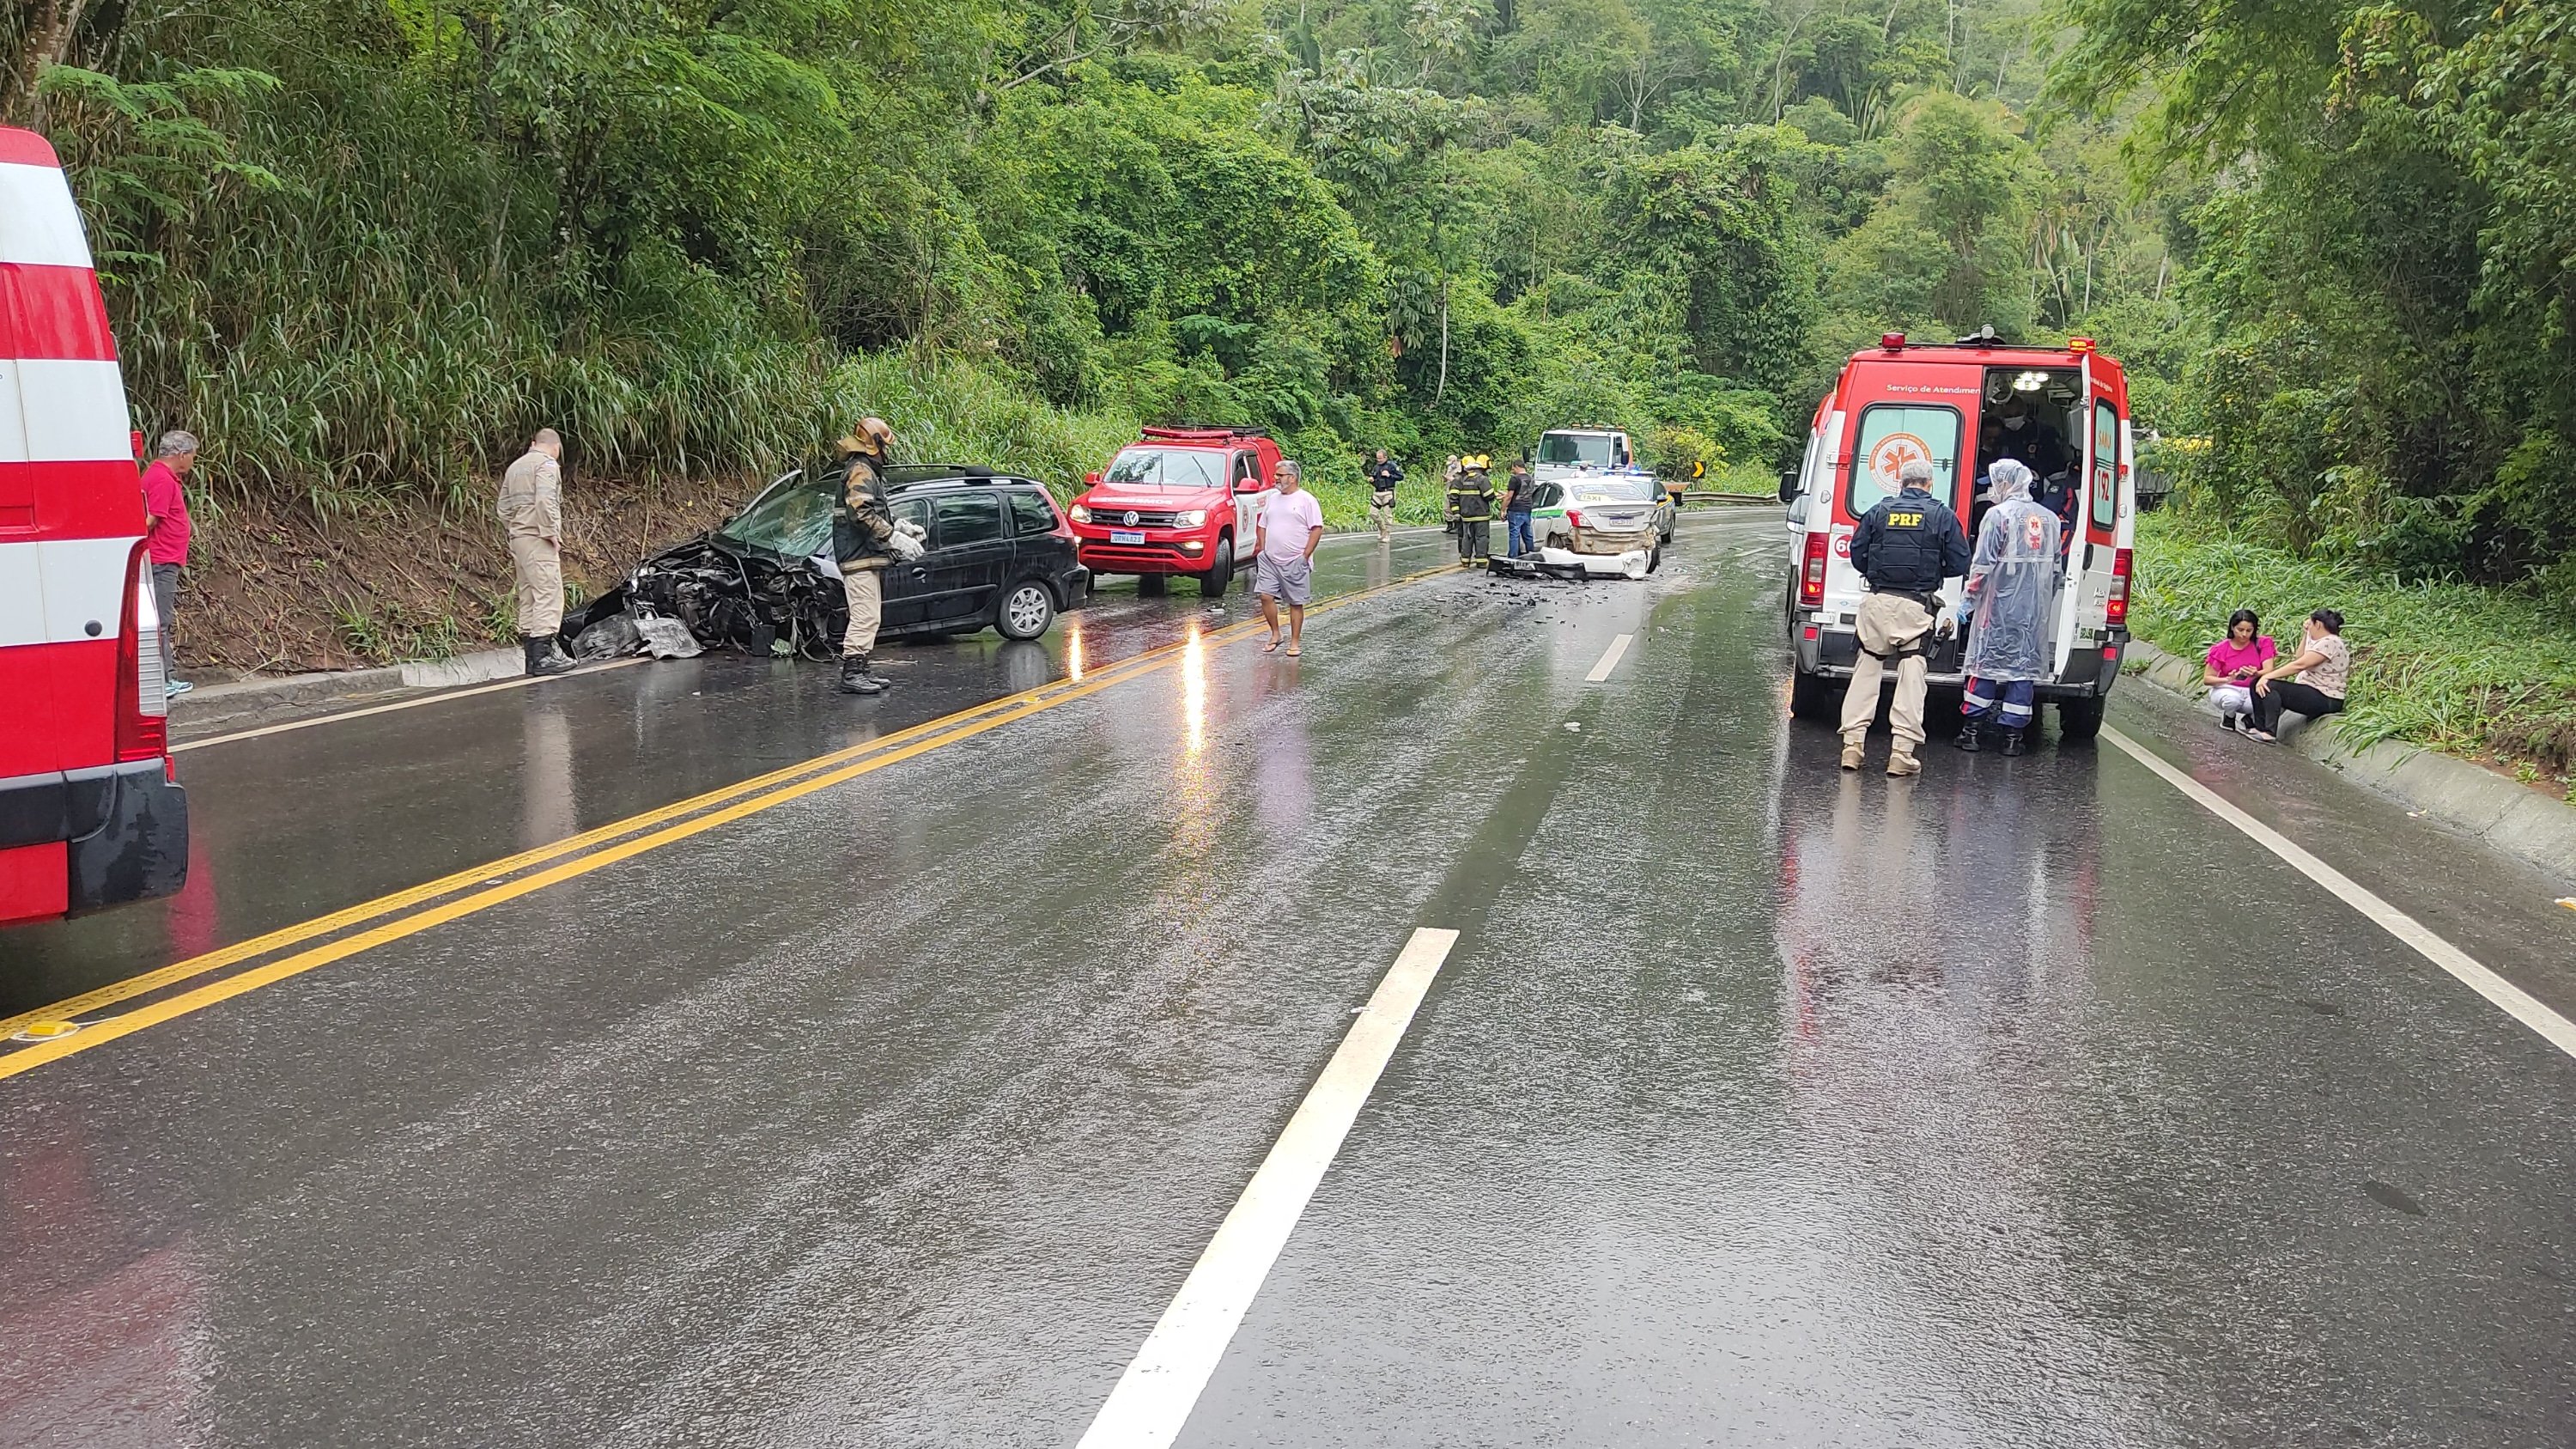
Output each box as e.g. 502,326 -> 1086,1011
1110,529 -> 1145,545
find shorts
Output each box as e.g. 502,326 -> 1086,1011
1255,553 -> 1313,606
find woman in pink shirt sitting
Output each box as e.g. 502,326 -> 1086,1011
2202,609 -> 2275,734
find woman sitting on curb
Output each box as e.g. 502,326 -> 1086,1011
2244,608 -> 2350,743
2202,609 -> 2275,734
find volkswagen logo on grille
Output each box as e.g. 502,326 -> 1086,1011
1121,510 -> 1139,527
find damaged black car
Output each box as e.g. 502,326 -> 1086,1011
562,464 -> 1091,661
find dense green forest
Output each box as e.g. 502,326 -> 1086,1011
7,0 -> 2576,609
3,0 -> 2172,512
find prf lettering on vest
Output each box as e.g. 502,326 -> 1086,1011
1888,511 -> 1923,527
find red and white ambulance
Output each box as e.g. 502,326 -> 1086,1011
1780,332 -> 2136,739
0,125 -> 188,927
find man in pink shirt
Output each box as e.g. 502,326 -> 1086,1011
140,430 -> 199,697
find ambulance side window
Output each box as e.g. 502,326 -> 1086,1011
1848,405 -> 1962,517
2090,400 -> 2119,529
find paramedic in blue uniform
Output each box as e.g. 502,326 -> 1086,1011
1839,458 -> 1971,776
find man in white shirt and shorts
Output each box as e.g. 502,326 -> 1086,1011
1255,460 -> 1327,656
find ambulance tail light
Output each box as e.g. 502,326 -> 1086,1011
1798,528 -> 1830,608
2105,547 -> 2133,626
115,540 -> 168,762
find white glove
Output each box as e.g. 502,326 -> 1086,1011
889,525 -> 926,562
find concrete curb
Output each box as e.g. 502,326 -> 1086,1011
2125,640 -> 2576,883
172,647 -> 522,732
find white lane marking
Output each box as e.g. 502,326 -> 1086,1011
2105,725 -> 2576,1062
1078,926 -> 1461,1449
173,656 -> 648,752
1584,633 -> 1634,683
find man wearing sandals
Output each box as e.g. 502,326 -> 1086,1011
1255,460 -> 1326,656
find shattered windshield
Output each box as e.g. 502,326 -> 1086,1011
1103,447 -> 1227,490
718,472 -> 839,557
1539,433 -> 1619,466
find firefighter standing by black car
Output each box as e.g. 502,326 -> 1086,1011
833,417 -> 926,696
1838,457 -> 1971,776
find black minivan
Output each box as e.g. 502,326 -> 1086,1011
567,464 -> 1090,660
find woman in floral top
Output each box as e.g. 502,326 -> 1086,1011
2245,608 -> 2349,742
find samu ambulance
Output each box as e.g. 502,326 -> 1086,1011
1779,330 -> 2136,740
0,125 -> 188,927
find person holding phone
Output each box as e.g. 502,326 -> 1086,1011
2244,609 -> 2350,743
2202,609 -> 2275,734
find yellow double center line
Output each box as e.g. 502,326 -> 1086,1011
0,563 -> 1459,1083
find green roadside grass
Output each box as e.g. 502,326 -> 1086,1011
2130,514 -> 2576,797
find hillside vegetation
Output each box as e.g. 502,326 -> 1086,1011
16,0 -> 2576,778
3,0 -> 2168,513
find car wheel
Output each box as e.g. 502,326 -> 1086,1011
2057,693 -> 2105,742
1789,668 -> 1840,722
1199,535 -> 1233,597
996,581 -> 1057,640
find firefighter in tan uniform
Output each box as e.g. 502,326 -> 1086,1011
833,418 -> 925,696
498,428 -> 575,676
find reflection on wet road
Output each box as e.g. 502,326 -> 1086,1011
1,514 -> 2571,1448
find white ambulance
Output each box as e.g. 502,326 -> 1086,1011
1779,332 -> 2137,740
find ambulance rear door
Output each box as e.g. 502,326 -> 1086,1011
2052,351 -> 2128,679
1829,355 -> 1983,619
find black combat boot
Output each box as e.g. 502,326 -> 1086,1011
1955,718 -> 1984,752
2001,728 -> 2027,757
524,636 -> 574,677
836,655 -> 885,696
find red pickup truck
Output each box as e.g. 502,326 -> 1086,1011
1067,426 -> 1279,596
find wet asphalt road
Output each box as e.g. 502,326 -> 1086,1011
2,513 -> 2572,1448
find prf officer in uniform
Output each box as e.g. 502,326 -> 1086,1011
1838,458 -> 1970,776
832,417 -> 924,696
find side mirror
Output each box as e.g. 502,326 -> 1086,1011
1084,471 -> 1102,487
1777,468 -> 1801,504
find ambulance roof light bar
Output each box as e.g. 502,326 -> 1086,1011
1880,332 -> 1905,350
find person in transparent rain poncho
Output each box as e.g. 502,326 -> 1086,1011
1955,459 -> 2061,756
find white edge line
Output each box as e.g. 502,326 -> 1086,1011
2104,725 -> 2576,1061
1076,925 -> 1462,1449
1584,633 -> 1635,684
173,656 -> 648,752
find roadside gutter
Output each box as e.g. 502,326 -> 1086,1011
2124,641 -> 2576,886
167,647 -> 524,738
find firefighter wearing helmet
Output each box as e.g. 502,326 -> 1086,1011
832,417 -> 925,696
1449,454 -> 1497,567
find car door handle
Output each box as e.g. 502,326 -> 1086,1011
909,565 -> 929,579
